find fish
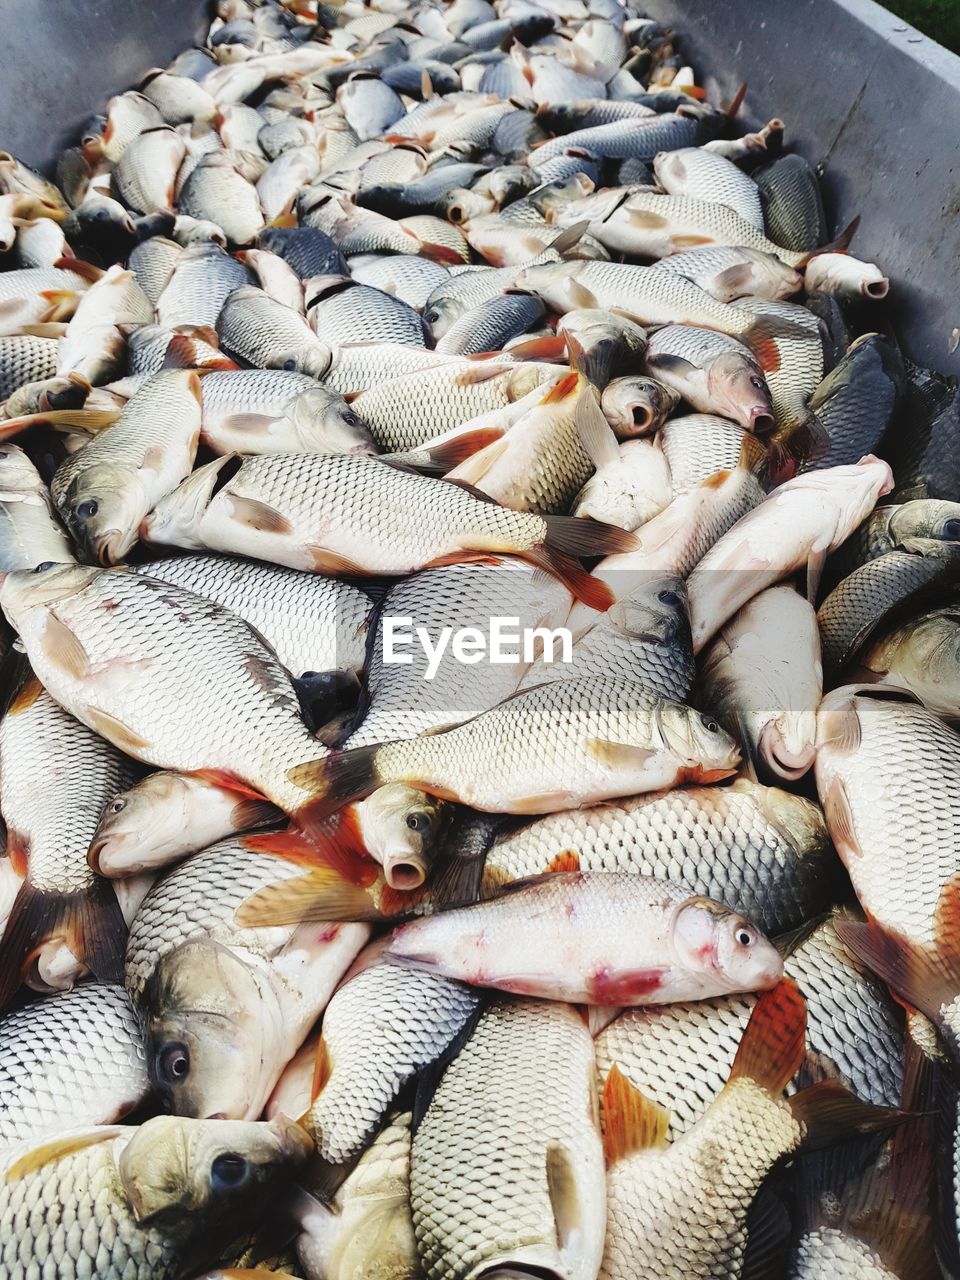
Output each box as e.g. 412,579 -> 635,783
858,606 -> 960,717
657,413 -> 758,491
303,676 -> 740,819
599,375 -> 681,438
410,997 -> 606,1280
512,308 -> 649,390
434,290 -> 545,356
599,980 -> 896,1280
571,397 -> 673,529
379,871 -> 781,1004
804,252 -> 890,302
0,564 -> 337,827
112,126 -> 186,215
821,498 -> 960,591
216,285 -> 333,380
652,146 -> 765,228
156,240 -> 251,329
816,540 -> 960,683
306,274 -> 427,347
55,262 -> 153,388
753,153 -> 827,253
644,324 -> 774,432
259,225 -> 347,280
0,983 -> 149,1155
883,358 -> 960,503
483,777 -> 835,936
685,455 -> 895,653
0,1115 -> 311,1280
0,443 -> 75,571
178,152 -> 265,246
700,584 -> 822,781
302,960 -> 482,1166
0,673 -> 138,1008
50,368 -> 202,564
296,1111 -> 420,1280
594,919 -> 904,1143
126,837 -> 368,1119
0,334 -> 59,404
649,243 -> 802,303
140,450 -> 635,610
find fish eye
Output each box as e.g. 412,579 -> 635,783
700,715 -> 721,734
734,925 -> 756,947
33,561 -> 56,573
340,409 -> 361,426
423,309 -> 439,325
942,519 -> 960,540
657,589 -> 681,608
109,797 -> 127,814
156,1042 -> 190,1086
281,357 -> 298,371
75,499 -> 99,520
749,376 -> 766,391
210,1153 -> 249,1190
406,811 -> 430,831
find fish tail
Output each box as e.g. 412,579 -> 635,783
766,410 -> 829,485
287,747 -> 382,831
521,545 -> 614,611
727,977 -> 806,1096
242,805 -> 381,887
0,878 -> 125,1009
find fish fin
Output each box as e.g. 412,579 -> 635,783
714,264 -> 756,297
244,807 -> 380,887
806,547 -> 826,603
736,431 -> 769,480
268,212 -> 298,229
17,322 -> 69,339
822,778 -> 861,863
739,1182 -> 793,1280
835,887 -> 960,1029
541,370 -> 580,404
5,1127 -> 128,1182
584,737 -> 656,768
546,1145 -> 582,1250
425,427 -> 506,470
724,82 -> 748,118
39,612 -> 90,679
575,383 -> 620,469
288,747 -> 382,831
84,706 -> 152,754
421,549 -> 503,570
452,364 -> 510,386
54,255 -> 103,282
311,1033 -> 332,1100
6,673 -> 44,718
545,850 -> 581,874
549,221 -> 589,257
646,352 -> 696,376
421,69 -> 434,99
626,209 -> 668,229
602,1064 -> 670,1165
672,233 -> 714,247
217,412 -> 282,434
797,215 -> 861,266
162,332 -> 237,370
305,546 -> 368,575
191,769 -> 269,803
520,545 -> 613,611
0,878 -> 126,1009
788,1078 -> 905,1147
230,796 -> 280,834
566,277 -> 600,310
225,493 -> 292,534
727,977 -> 806,1095
818,694 -> 862,753
236,867 -> 382,928
507,334 -> 568,361
766,412 -> 829,486
446,436 -> 510,485
542,513 -> 637,558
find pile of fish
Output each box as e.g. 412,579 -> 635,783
1,0 -> 959,1276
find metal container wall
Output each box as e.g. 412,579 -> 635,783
641,0 -> 960,373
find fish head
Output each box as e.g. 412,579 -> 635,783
0,561 -> 99,629
601,376 -> 678,437
58,463 -> 148,565
117,1112 -> 311,1235
512,260 -> 584,309
673,897 -> 783,992
143,939 -> 284,1120
740,248 -> 802,301
277,344 -> 333,382
354,784 -> 448,889
89,771 -> 197,875
422,294 -> 467,342
803,252 -> 889,302
890,499 -> 960,545
140,456 -> 228,549
757,710 -> 818,781
658,702 -> 740,780
610,574 -> 689,645
287,387 -> 377,455
706,352 -> 773,434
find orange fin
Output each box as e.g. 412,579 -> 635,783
235,866 -> 380,929
40,613 -> 90,679
8,676 -> 44,716
5,1127 -> 127,1181
541,370 -> 580,403
728,977 -> 806,1095
521,545 -> 613,612
192,769 -> 270,803
798,215 -> 861,266
306,546 -> 367,575
544,850 -> 581,874
602,1064 -> 670,1166
426,427 -> 505,470
311,1034 -> 332,1100
507,334 -> 568,361
244,807 -> 380,887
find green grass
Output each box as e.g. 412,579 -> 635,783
884,0 -> 960,53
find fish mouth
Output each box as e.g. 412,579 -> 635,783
749,409 -> 775,434
863,277 -> 890,299
759,722 -> 817,781
94,529 -> 126,567
383,858 -> 427,890
629,402 -> 654,431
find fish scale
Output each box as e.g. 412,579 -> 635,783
0,334 -> 58,401
411,998 -> 604,1280
0,984 -> 148,1153
308,281 -> 426,347
305,965 -> 481,1164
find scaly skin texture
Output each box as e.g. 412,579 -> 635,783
0,445 -> 75,572
601,1078 -> 800,1280
483,779 -> 834,936
0,984 -> 148,1154
305,965 -> 481,1163
411,999 -> 605,1280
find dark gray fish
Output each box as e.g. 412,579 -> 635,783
884,359 -> 960,503
799,334 -> 906,473
258,225 -> 347,280
754,153 -> 827,253
434,290 -> 544,355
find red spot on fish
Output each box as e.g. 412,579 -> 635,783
314,926 -> 339,944
6,830 -> 29,878
102,600 -> 118,611
588,967 -> 665,1003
